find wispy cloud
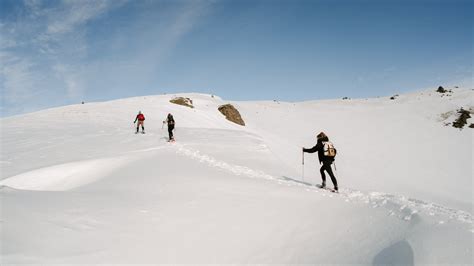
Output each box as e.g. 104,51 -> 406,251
133,0 -> 215,73
0,24 -> 17,49
0,0 -> 130,115
52,63 -> 85,98
0,0 -> 216,116
46,0 -> 111,34
0,53 -> 40,103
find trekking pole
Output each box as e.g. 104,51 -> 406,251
302,148 -> 305,181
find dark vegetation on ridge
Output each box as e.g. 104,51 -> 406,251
452,108 -> 472,129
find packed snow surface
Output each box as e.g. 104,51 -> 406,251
1,89 -> 472,264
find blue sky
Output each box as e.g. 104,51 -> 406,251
0,0 -> 472,116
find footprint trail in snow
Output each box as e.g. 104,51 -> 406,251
172,142 -> 473,231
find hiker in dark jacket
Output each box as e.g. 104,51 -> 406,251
303,132 -> 338,191
163,113 -> 175,141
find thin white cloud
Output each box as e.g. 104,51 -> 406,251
136,0 -> 215,74
0,53 -> 41,104
52,63 -> 85,98
46,0 -> 111,35
0,23 -> 18,49
23,0 -> 43,18
26,0 -> 129,54
0,0 -> 129,113
0,0 -> 215,116
168,1 -> 211,41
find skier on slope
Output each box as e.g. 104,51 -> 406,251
163,113 -> 175,141
133,111 -> 145,134
303,132 -> 338,192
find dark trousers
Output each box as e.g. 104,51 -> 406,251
136,121 -> 144,132
168,124 -> 175,140
320,161 -> 338,188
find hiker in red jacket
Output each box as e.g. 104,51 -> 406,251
134,111 -> 145,134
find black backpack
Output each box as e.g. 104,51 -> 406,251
168,115 -> 175,125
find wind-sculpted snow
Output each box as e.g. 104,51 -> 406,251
0,156 -> 130,191
1,89 -> 472,264
173,142 -> 473,231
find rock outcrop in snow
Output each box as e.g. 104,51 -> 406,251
452,108 -> 472,129
218,104 -> 245,126
170,97 -> 194,108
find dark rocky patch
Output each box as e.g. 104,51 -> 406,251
452,108 -> 471,129
218,104 -> 245,126
170,97 -> 194,108
436,86 -> 453,95
436,86 -> 447,93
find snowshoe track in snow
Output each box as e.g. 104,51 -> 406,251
173,142 -> 473,230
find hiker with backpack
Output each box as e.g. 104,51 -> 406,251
163,113 -> 175,141
133,111 -> 145,134
303,132 -> 338,192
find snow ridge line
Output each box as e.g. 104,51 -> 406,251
173,143 -> 473,228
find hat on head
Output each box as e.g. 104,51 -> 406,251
316,132 -> 327,140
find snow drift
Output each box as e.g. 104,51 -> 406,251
1,89 -> 472,264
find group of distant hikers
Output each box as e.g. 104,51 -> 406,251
134,111 -> 339,191
133,111 -> 175,142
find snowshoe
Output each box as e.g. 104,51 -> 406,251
317,184 -> 338,193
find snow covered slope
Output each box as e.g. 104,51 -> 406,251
1,89 -> 472,264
